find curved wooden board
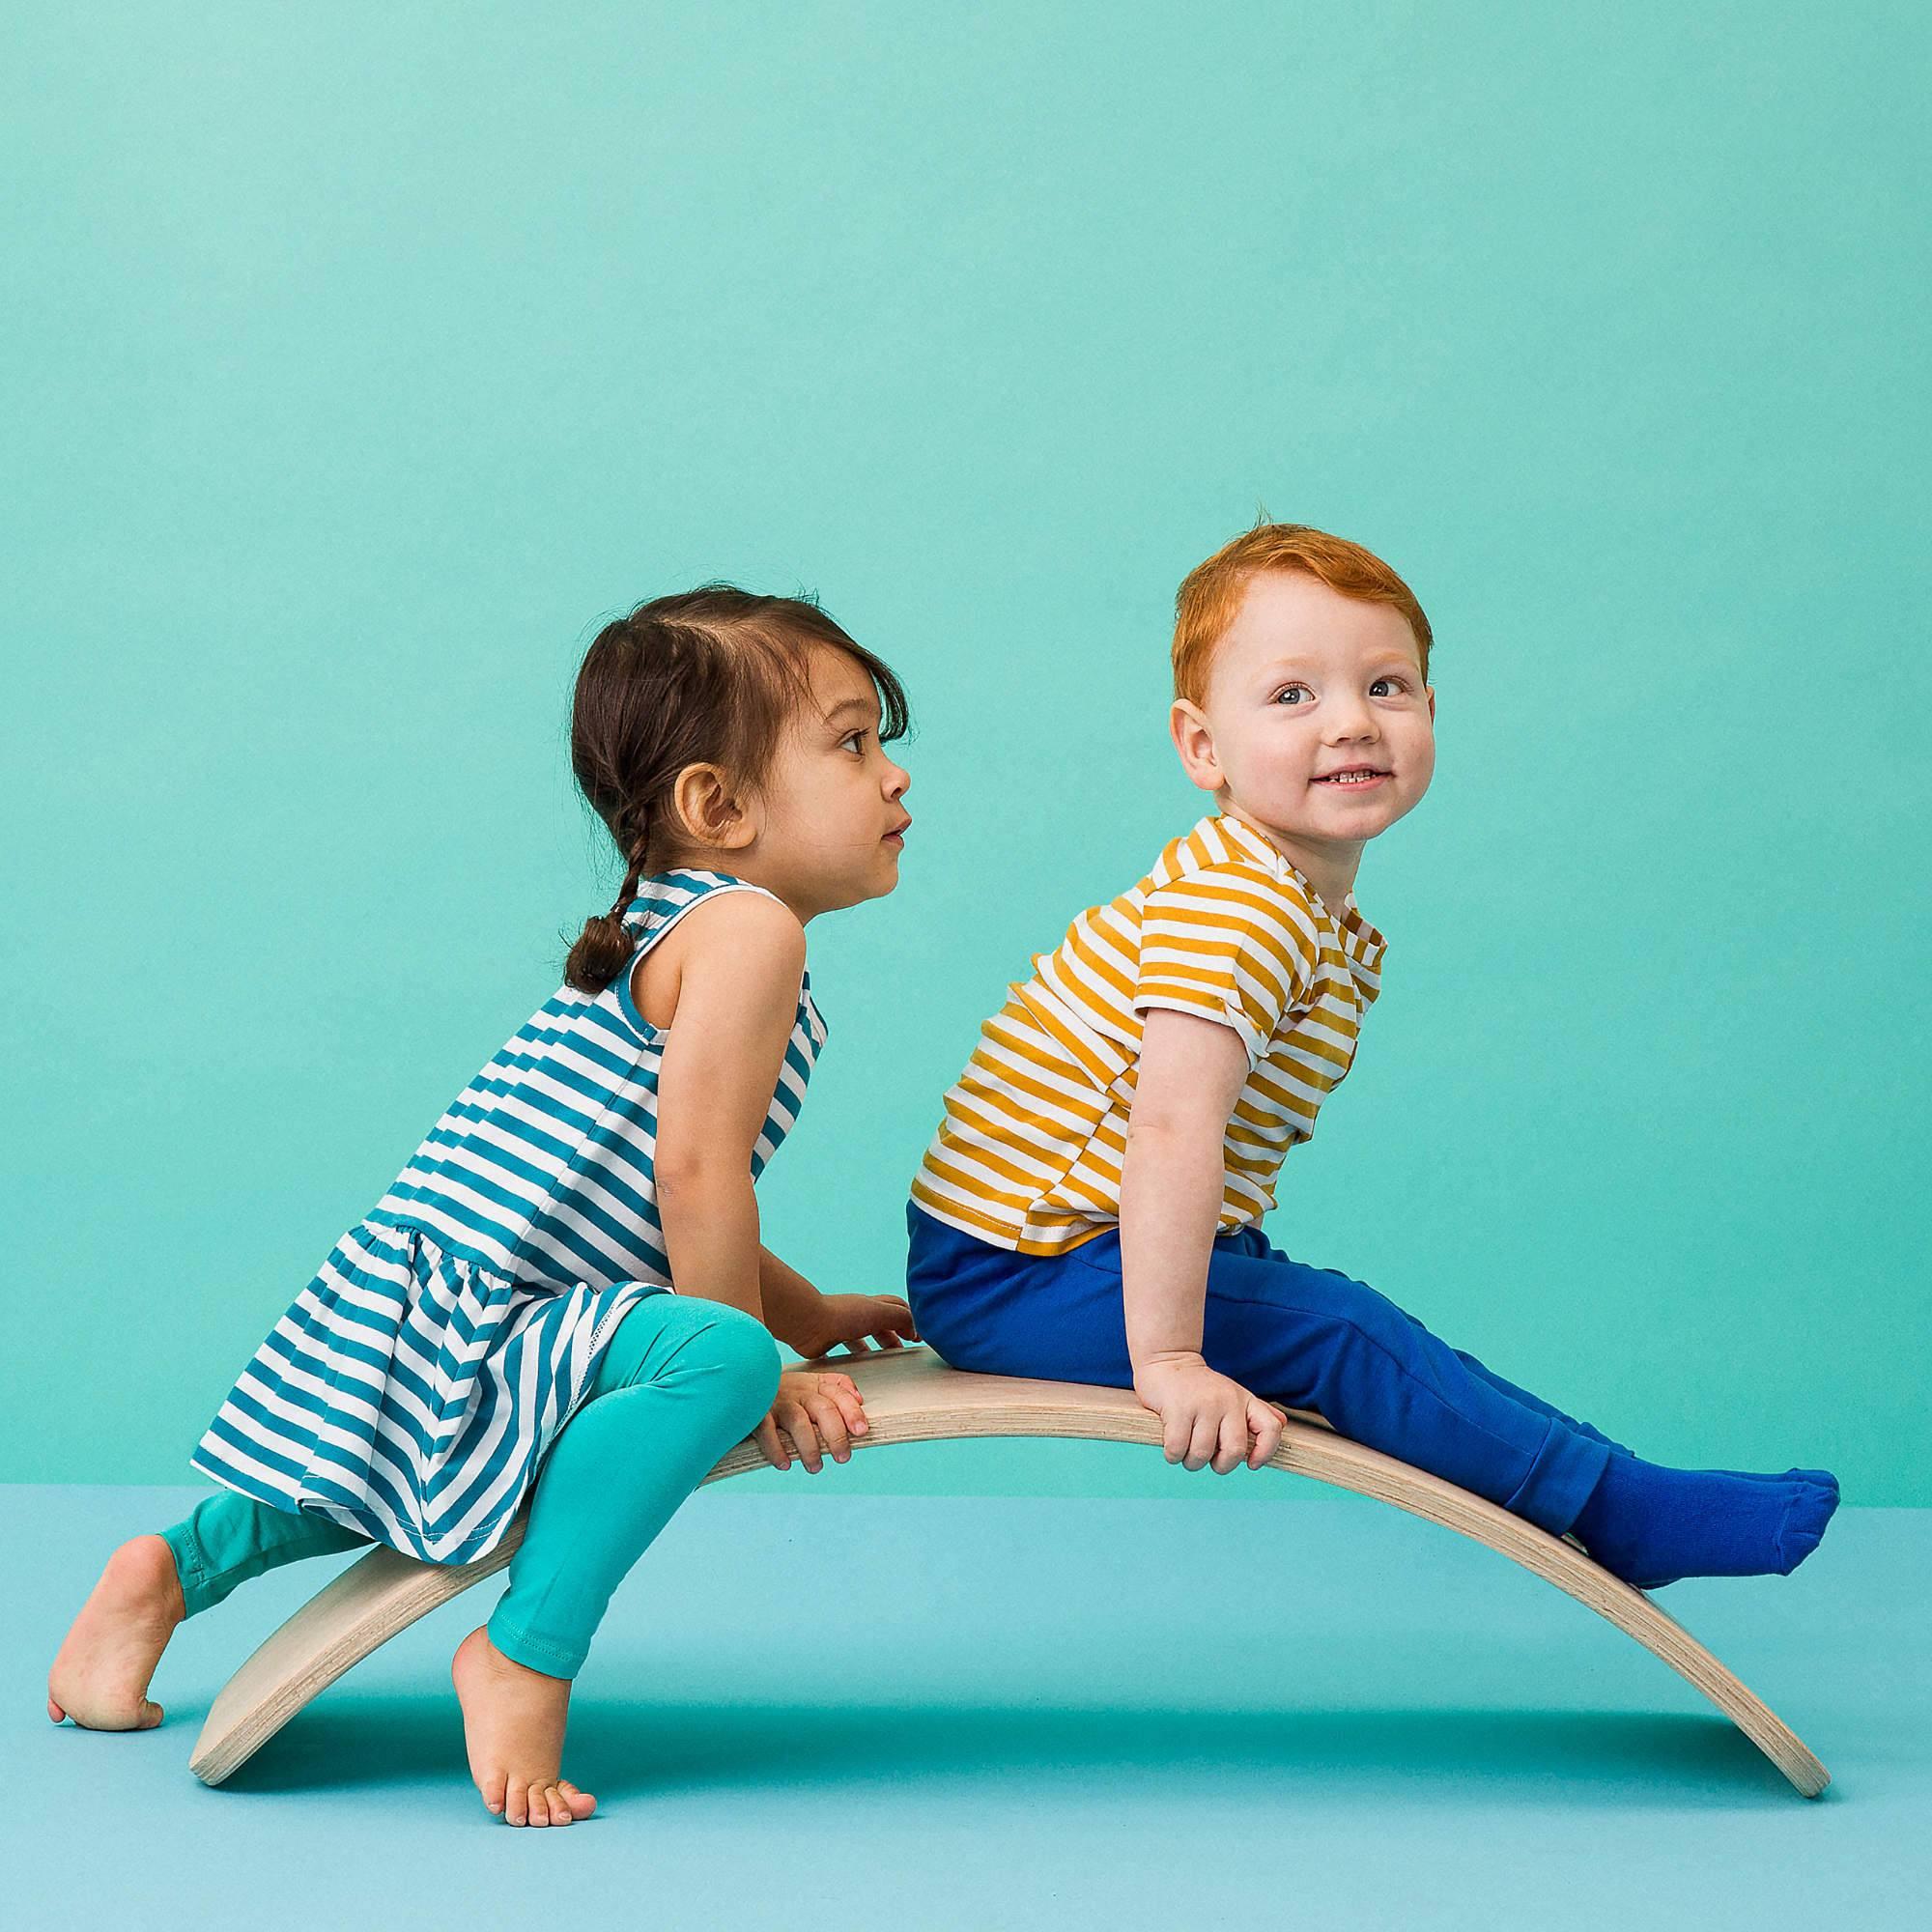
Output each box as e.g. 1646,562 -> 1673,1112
188,1346 -> 1830,1796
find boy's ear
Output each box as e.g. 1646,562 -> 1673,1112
670,763 -> 756,852
1170,699 -> 1224,793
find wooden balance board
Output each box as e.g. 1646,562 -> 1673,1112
188,1344 -> 1830,1797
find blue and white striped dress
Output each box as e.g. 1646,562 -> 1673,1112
190,869 -> 826,1564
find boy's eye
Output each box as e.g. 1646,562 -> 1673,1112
1271,685 -> 1310,705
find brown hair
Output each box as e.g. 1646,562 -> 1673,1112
563,584 -> 910,995
1172,523 -> 1433,705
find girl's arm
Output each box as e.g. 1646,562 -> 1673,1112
1119,1007 -> 1287,1473
757,1246 -> 820,1342
648,892 -> 910,1474
758,1245 -> 919,1358
651,892 -> 811,1323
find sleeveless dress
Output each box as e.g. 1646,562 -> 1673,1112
189,869 -> 827,1565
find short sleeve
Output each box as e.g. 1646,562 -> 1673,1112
1132,867 -> 1319,1066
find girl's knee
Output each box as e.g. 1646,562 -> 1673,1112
680,1301 -> 783,1412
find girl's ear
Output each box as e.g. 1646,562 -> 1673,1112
670,763 -> 756,852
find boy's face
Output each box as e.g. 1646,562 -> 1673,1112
1171,570 -> 1435,882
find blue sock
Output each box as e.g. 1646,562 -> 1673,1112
1699,1464 -> 1838,1492
1608,1445 -> 1839,1494
1569,1455 -> 1840,1590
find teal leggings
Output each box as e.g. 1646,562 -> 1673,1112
160,1295 -> 781,1678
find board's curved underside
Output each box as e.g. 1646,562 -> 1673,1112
188,1345 -> 1829,1796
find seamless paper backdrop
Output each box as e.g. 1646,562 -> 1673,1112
3,2 -> 1926,1498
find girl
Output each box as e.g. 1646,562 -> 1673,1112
48,586 -> 920,1827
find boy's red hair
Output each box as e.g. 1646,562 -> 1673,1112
1172,523 -> 1433,704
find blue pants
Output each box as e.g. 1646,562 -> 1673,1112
162,1295 -> 781,1677
904,1203 -> 1619,1537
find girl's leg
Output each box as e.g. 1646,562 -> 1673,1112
48,1495 -> 367,1730
452,1293 -> 781,1826
486,1295 -> 783,1675
161,1492 -> 370,1617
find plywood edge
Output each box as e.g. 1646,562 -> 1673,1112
188,1346 -> 1829,1797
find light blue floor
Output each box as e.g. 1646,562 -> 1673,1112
9,1481 -> 1927,1931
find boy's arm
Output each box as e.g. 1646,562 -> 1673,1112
1119,1007 -> 1287,1472
1124,864 -> 1318,1365
1118,1007 -> 1251,1368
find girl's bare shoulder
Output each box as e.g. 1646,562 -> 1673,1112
631,886 -> 806,1032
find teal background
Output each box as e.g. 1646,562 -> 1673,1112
4,3 -> 1925,1498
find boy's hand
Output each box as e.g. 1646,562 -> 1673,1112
791,1293 -> 920,1361
754,1368 -> 870,1474
1133,1353 -> 1287,1472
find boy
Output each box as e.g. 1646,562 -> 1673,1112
905,523 -> 1836,1590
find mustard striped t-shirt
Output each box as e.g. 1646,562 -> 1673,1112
910,806 -> 1389,1255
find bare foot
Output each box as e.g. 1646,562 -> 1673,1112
451,1626 -> 597,1826
47,1534 -> 186,1730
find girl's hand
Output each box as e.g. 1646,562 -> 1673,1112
793,1293 -> 920,1361
754,1369 -> 870,1474
1132,1353 -> 1287,1473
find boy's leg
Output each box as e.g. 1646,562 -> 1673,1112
909,1202 -> 1619,1472
1251,1245 -> 1635,1454
1188,1239 -> 1836,1586
914,1212 -> 1612,1533
485,1295 -> 782,1678
1441,1343 -> 1634,1458
1178,1242 -> 1616,1537
909,1208 -> 1835,1585
159,1492 -> 370,1617
1435,1336 -> 1834,1490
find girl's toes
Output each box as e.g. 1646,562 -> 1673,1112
503,1781 -> 528,1827
558,1779 -> 596,1820
543,1783 -> 576,1826
526,1782 -> 551,1827
47,1694 -> 66,1723
480,1772 -> 506,1817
